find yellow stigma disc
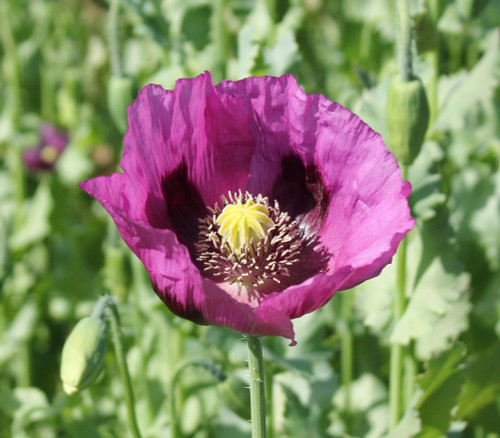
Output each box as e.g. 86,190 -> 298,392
216,198 -> 274,252
40,145 -> 59,163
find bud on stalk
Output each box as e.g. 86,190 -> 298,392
386,75 -> 429,165
60,314 -> 108,395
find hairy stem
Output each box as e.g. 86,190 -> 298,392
108,302 -> 142,438
341,292 -> 354,429
247,335 -> 267,438
389,164 -> 410,429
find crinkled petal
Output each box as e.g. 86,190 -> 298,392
121,73 -> 256,230
218,75 -> 413,317
217,75 -> 317,197
310,98 -> 414,289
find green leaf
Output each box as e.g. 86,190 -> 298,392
331,373 -> 389,438
9,180 -> 53,250
408,141 -> 447,221
415,344 -> 466,437
0,301 -> 39,366
212,406 -> 251,438
0,387 -> 55,438
357,211 -> 471,359
450,164 -> 500,271
263,6 -> 303,76
236,24 -> 260,79
384,399 -> 421,438
434,30 -> 500,132
390,215 -> 471,360
277,364 -> 335,438
456,343 -> 500,420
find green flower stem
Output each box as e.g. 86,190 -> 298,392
265,367 -> 274,438
17,343 -> 32,387
166,324 -> 188,438
211,0 -> 228,79
389,340 -> 403,429
396,0 -> 412,80
107,0 -> 122,76
0,0 -> 24,213
107,301 -> 142,438
340,292 -> 354,426
168,374 -> 181,438
0,0 -> 22,121
247,335 -> 267,438
403,342 -> 417,406
426,0 -> 440,126
389,164 -> 410,429
128,252 -> 156,423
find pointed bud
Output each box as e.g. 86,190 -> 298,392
60,315 -> 108,395
386,75 -> 430,165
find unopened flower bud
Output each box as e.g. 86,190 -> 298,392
218,375 -> 251,419
386,75 -> 429,165
60,315 -> 108,395
107,75 -> 134,134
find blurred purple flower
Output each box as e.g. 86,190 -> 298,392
81,72 -> 414,344
23,123 -> 69,173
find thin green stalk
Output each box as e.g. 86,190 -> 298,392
107,0 -> 122,76
169,374 -> 181,438
40,58 -> 54,121
128,251 -> 156,423
403,342 -> 417,406
389,340 -> 403,429
0,0 -> 22,121
166,323 -> 188,438
389,234 -> 407,429
17,343 -> 32,387
396,0 -> 412,80
0,0 -> 25,212
340,293 -> 354,427
389,164 -> 411,429
211,0 -> 228,79
426,0 -> 441,126
107,302 -> 142,438
265,367 -> 274,438
247,335 -> 267,438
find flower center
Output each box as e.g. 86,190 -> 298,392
216,198 -> 274,254
196,191 -> 329,307
40,145 -> 59,163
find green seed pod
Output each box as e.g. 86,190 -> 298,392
60,315 -> 108,395
107,75 -> 134,134
218,375 -> 251,420
386,75 -> 430,165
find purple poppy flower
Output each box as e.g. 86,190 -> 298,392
23,123 -> 69,173
80,72 -> 414,345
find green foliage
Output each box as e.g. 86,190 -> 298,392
0,0 -> 498,436
415,344 -> 465,438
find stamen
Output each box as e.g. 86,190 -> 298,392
195,191 -> 329,306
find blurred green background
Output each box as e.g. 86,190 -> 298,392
0,0 -> 499,437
